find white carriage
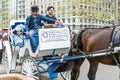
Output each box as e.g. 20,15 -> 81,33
3,20 -> 72,80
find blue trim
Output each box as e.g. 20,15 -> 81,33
36,55 -> 84,64
36,55 -> 84,79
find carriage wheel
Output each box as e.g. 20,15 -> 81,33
21,57 -> 40,80
60,70 -> 71,80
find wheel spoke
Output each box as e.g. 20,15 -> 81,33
32,76 -> 39,80
33,71 -> 38,75
21,57 -> 40,80
22,65 -> 28,72
21,71 -> 27,75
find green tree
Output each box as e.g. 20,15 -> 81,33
1,0 -> 10,28
71,0 -> 116,24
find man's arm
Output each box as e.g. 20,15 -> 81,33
24,16 -> 30,31
44,21 -> 55,27
24,16 -> 30,35
40,15 -> 56,23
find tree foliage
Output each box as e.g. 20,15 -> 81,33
71,0 -> 116,24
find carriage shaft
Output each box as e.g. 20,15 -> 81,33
37,47 -> 120,64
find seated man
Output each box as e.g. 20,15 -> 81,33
44,6 -> 65,28
44,6 -> 58,28
11,24 -> 27,47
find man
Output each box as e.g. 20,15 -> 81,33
44,6 -> 58,28
25,6 -> 57,53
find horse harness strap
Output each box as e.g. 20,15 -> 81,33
110,26 -> 120,73
75,30 -> 86,55
110,26 -> 120,47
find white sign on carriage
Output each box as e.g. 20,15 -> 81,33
39,27 -> 71,50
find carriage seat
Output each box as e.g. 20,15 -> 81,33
11,22 -> 26,47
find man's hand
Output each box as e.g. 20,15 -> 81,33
52,21 -> 60,28
55,21 -> 60,25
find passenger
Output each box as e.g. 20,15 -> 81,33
11,24 -> 27,47
44,6 -> 58,28
25,5 -> 59,53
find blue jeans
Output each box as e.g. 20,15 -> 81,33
29,29 -> 39,53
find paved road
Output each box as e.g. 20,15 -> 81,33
78,60 -> 119,80
0,60 -> 119,80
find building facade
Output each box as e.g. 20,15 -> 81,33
17,0 -> 39,19
0,0 -> 119,29
39,0 -> 117,30
9,0 -> 16,20
17,0 -> 26,19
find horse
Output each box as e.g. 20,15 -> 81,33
70,27 -> 119,80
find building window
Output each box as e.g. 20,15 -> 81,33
73,5 -> 75,9
62,19 -> 65,23
19,15 -> 21,18
41,5 -> 43,9
37,0 -> 39,3
80,19 -> 82,22
57,13 -> 60,18
41,10 -> 43,14
68,6 -> 70,10
72,18 -> 75,23
34,0 -> 36,5
53,2 -> 55,6
68,19 -> 70,23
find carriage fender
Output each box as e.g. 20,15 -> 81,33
3,41 -> 12,71
23,48 -> 30,57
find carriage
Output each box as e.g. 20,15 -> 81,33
2,20 -> 74,80
3,20 -> 120,80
